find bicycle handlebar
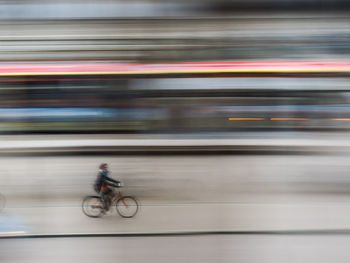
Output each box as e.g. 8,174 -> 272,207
114,182 -> 123,188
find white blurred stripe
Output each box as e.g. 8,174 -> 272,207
0,138 -> 348,151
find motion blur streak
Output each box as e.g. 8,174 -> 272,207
270,118 -> 309,121
229,118 -> 265,120
0,0 -> 350,262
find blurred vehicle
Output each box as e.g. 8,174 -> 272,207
0,61 -> 349,133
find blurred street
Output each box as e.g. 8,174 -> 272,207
3,235 -> 350,263
0,0 -> 350,262
2,142 -> 350,236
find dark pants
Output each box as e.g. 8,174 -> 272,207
101,186 -> 113,210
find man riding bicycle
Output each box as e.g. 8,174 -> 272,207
94,163 -> 121,210
82,163 -> 138,218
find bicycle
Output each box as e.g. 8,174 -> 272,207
0,192 -> 5,212
82,187 -> 139,218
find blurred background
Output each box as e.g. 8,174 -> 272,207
1,0 -> 350,262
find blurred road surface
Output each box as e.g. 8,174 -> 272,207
1,146 -> 350,235
2,234 -> 350,263
1,134 -> 350,263
3,200 -> 350,235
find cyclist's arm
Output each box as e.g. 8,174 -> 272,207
105,176 -> 121,187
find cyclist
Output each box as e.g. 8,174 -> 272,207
94,163 -> 121,210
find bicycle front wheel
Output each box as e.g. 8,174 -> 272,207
82,196 -> 104,218
116,196 -> 139,218
0,193 -> 5,212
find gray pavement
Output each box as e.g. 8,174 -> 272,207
1,148 -> 350,263
3,201 -> 350,236
2,235 -> 350,263
1,153 -> 350,236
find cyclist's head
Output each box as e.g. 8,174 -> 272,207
99,163 -> 108,170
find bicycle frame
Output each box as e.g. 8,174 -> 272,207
111,191 -> 128,207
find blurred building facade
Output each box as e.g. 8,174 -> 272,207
0,0 -> 348,133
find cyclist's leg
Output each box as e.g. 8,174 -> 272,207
102,187 -> 113,211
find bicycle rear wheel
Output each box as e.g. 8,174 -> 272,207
82,196 -> 104,218
0,193 -> 5,212
116,196 -> 139,218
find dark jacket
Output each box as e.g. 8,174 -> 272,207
94,170 -> 120,192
